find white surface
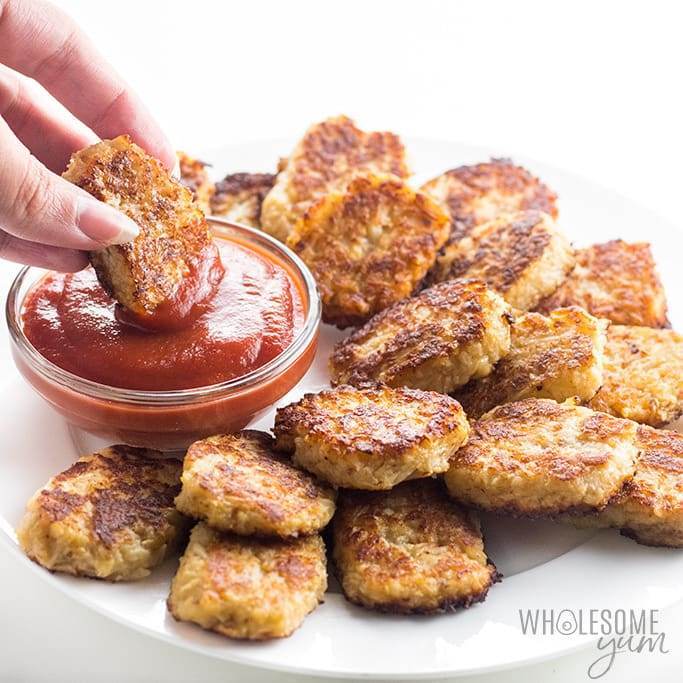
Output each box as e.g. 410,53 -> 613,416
2,0 -> 683,681
3,137 -> 683,680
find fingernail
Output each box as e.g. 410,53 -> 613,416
77,199 -> 140,245
171,156 -> 181,179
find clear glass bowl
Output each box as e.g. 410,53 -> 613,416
6,218 -> 321,451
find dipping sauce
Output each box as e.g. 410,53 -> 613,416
22,239 -> 305,391
115,241 -> 226,333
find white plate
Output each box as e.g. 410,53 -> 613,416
1,138 -> 682,680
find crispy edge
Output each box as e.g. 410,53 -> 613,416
167,523 -> 327,639
175,430 -> 336,538
453,307 -> 608,419
282,115 -> 409,201
209,172 -> 276,226
587,325 -> 683,426
425,210 -> 575,310
610,425 -> 683,546
273,384 -> 464,454
18,445 -> 187,579
261,115 -> 409,241
273,384 -> 470,459
445,399 -> 639,518
565,425 -> 683,546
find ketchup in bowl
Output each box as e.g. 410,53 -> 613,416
8,221 -> 320,451
22,240 -> 304,391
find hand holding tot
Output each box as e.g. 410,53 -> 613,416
0,0 -> 175,270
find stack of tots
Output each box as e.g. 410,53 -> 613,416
168,432 -> 333,639
18,116 -> 683,642
19,433 -> 336,640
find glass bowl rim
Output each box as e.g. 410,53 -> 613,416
5,217 -> 321,406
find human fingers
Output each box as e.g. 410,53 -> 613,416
0,228 -> 88,271
0,117 -> 139,250
0,0 -> 175,168
0,63 -> 96,173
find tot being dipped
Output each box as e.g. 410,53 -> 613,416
24,134 -> 313,426
444,399 -> 639,517
63,136 -> 220,326
287,174 -> 450,328
329,279 -> 513,393
17,446 -> 187,581
168,523 -> 327,640
175,431 -> 336,538
332,480 -> 498,614
274,384 -> 470,489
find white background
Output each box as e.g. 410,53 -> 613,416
2,0 -> 683,681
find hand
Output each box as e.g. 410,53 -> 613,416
0,0 -> 175,271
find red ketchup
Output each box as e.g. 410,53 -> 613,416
22,239 -> 305,391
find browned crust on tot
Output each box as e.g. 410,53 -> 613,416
587,325 -> 683,426
287,174 -> 450,327
420,158 -> 558,244
273,383 -> 470,490
332,479 -> 498,614
536,240 -> 669,328
445,399 -> 638,518
570,425 -> 683,547
209,172 -> 276,227
329,278 -> 512,390
424,210 -> 575,311
274,384 -> 467,456
63,136 -> 212,316
282,115 -> 408,207
177,151 -> 214,212
17,445 -> 188,580
454,307 -> 607,419
261,115 -> 409,241
456,400 -> 632,476
167,523 -> 327,639
434,211 -> 548,288
39,445 -> 182,546
619,426 -> 683,515
213,172 -> 277,197
175,431 -> 336,538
